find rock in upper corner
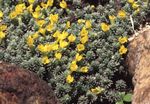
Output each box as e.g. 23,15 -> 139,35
0,61 -> 59,104
126,27 -> 150,76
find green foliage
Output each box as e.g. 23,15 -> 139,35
116,92 -> 132,104
0,0 -> 149,103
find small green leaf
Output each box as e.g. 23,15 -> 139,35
119,92 -> 125,98
123,93 -> 132,102
116,101 -> 124,104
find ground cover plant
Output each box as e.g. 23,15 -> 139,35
0,0 -> 149,103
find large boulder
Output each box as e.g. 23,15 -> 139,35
126,27 -> 150,104
0,61 -> 59,104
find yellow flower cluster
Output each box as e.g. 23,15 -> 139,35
118,36 -> 128,55
66,20 -> 91,84
0,10 -> 7,41
100,9 -> 127,32
32,29 -> 75,64
9,0 -> 54,20
12,0 -> 142,93
127,0 -> 140,14
23,0 -> 68,65
38,43 -> 62,64
26,10 -> 77,65
99,6 -> 128,57
9,3 -> 26,19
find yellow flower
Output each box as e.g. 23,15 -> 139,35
52,43 -> 59,50
36,19 -> 46,27
109,15 -> 116,20
49,14 -> 59,24
27,35 -> 34,47
53,30 -> 61,38
109,15 -> 116,23
0,31 -> 6,39
0,10 -> 3,18
91,86 -> 105,95
70,61 -> 78,71
59,40 -> 68,48
80,66 -> 88,73
60,0 -> 67,9
85,20 -> 92,29
35,5 -> 42,12
38,28 -> 46,35
55,52 -> 62,60
37,44 -> 51,53
119,45 -> 128,55
118,36 -> 128,44
127,0 -> 134,4
66,21 -> 70,29
58,31 -> 68,40
28,0 -> 35,4
68,34 -> 76,42
78,19 -> 85,24
46,23 -> 54,32
32,33 -> 39,39
134,8 -> 140,14
0,25 -> 7,31
41,2 -> 48,9
80,36 -> 88,44
77,44 -> 85,52
45,43 -> 53,52
41,56 -> 50,64
47,0 -> 54,7
27,4 -> 33,13
38,44 -> 45,52
15,3 -> 26,14
132,2 -> 139,9
9,11 -> 17,19
100,23 -> 110,32
80,27 -> 88,37
66,74 -> 74,84
118,10 -> 126,19
32,12 -> 40,19
75,53 -> 83,62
